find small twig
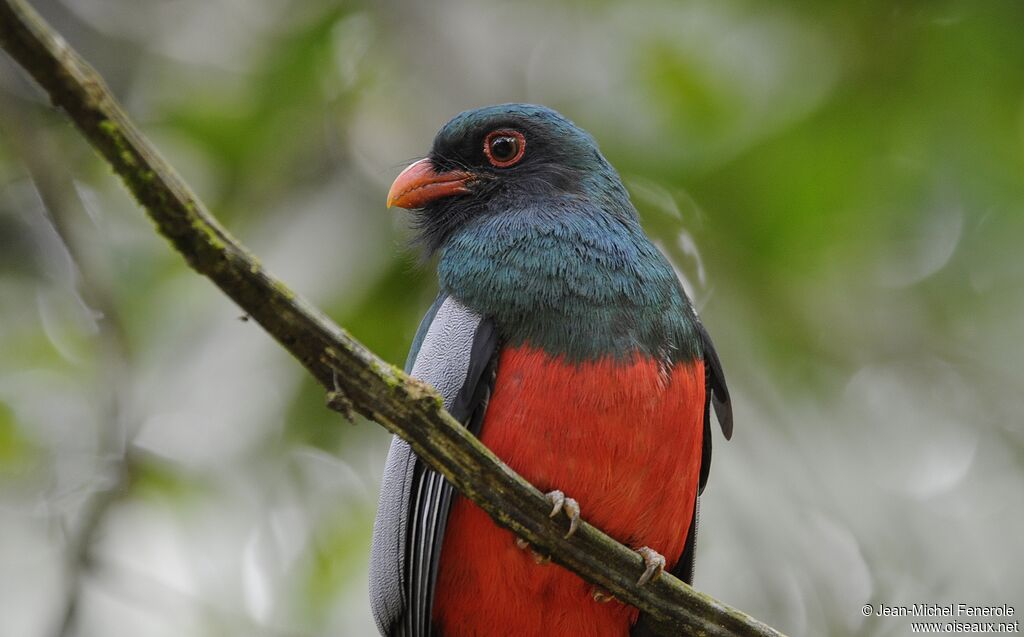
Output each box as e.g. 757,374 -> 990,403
322,349 -> 356,423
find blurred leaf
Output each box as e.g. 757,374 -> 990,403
334,256 -> 434,367
163,4 -> 368,213
131,455 -> 205,504
641,42 -> 742,150
0,401 -> 36,475
284,256 -> 432,450
299,504 -> 375,623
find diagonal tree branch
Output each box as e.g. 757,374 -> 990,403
0,1 -> 784,635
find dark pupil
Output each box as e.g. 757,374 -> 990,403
490,136 -> 517,161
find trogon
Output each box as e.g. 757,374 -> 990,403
369,104 -> 733,637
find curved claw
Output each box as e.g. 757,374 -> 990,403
545,490 -> 565,517
544,490 -> 581,538
515,537 -> 551,565
636,546 -> 666,586
591,586 -> 616,604
562,497 -> 580,539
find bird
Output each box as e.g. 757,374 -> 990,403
369,104 -> 732,637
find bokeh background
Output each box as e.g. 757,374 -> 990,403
1,1 -> 1022,636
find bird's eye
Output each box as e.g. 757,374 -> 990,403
483,130 -> 525,168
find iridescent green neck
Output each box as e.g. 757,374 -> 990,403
438,202 -> 700,363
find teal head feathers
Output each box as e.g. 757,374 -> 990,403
387,104 -> 700,362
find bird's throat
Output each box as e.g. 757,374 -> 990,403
437,209 -> 700,363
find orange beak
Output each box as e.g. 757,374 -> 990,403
386,158 -> 475,209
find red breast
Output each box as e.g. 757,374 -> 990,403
433,346 -> 705,636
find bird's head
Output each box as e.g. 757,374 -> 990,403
387,104 -> 634,255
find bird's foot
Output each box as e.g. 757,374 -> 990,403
636,546 -> 666,586
590,586 -> 617,604
513,490 -> 581,563
544,490 -> 581,539
514,537 -> 550,565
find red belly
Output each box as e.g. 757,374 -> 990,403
433,346 -> 705,637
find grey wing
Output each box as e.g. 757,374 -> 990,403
369,294 -> 498,637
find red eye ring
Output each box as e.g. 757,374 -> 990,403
483,129 -> 526,168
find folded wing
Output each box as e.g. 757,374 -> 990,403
369,295 -> 498,637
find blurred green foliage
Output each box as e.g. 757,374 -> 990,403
0,1 -> 1022,636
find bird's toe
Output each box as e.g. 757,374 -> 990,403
514,536 -> 551,565
544,490 -> 565,517
636,546 -> 666,586
544,490 -> 581,539
562,497 -> 581,539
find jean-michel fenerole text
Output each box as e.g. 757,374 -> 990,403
875,603 -> 1015,618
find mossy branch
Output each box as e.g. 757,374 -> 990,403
0,2 -> 785,635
